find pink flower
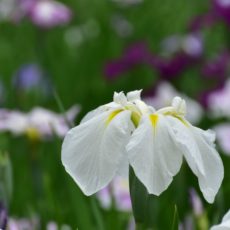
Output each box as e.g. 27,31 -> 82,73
28,0 -> 72,28
97,176 -> 131,212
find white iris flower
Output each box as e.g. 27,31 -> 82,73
61,90 -> 224,203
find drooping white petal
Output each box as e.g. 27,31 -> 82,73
210,210 -> 230,230
167,116 -> 224,203
62,110 -> 134,195
126,114 -> 183,195
192,127 -> 224,203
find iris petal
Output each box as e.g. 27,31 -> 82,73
167,116 -> 224,203
127,114 -> 183,195
62,110 -> 134,195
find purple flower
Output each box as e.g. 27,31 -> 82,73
104,36 -> 202,81
199,52 -> 230,107
113,177 -> 131,211
104,42 -> 151,80
97,176 -> 131,212
0,202 -> 7,230
189,188 -> 204,216
151,53 -> 195,80
28,0 -> 72,28
188,13 -> 217,32
213,0 -> 230,26
13,64 -> 43,90
201,51 -> 230,80
96,186 -> 112,209
7,217 -> 39,230
152,33 -> 203,79
12,63 -> 52,98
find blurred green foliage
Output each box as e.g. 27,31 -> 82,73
0,0 -> 230,229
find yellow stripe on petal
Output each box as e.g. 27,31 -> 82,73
106,110 -> 123,126
131,112 -> 141,127
163,111 -> 189,128
149,114 -> 158,134
173,115 -> 189,127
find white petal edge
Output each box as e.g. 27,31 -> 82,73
62,110 -> 134,195
167,116 -> 224,203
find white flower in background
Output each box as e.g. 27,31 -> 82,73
0,109 -> 28,135
144,82 -> 204,124
29,0 -> 72,28
0,106 -> 79,139
161,33 -> 203,58
47,221 -> 58,230
217,0 -> 230,7
208,79 -> 230,118
97,176 -> 131,211
210,210 -> 230,230
7,217 -> 39,230
62,91 -> 223,203
213,124 -> 230,155
27,105 -> 79,138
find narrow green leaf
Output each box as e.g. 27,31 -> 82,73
171,205 -> 179,230
129,166 -> 148,226
90,196 -> 105,230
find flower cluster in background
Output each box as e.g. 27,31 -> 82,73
0,0 -> 230,229
0,105 -> 79,140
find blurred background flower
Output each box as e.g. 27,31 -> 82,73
143,81 -> 204,124
27,0 -> 72,28
97,176 -> 131,212
0,0 -> 230,228
0,106 -> 80,140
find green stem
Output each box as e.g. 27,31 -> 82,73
129,166 -> 149,227
90,196 -> 105,230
